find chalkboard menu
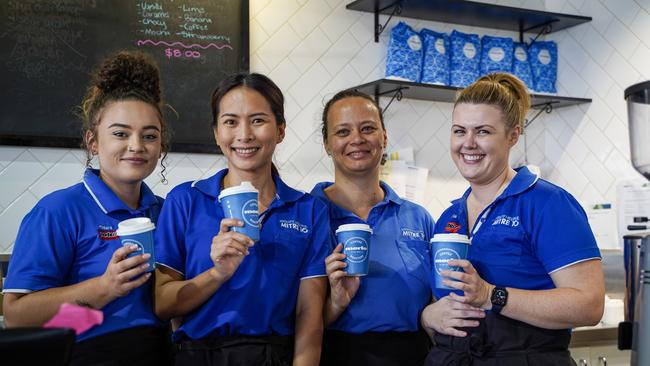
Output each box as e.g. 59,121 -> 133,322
0,0 -> 249,153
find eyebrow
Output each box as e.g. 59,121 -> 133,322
107,123 -> 161,131
334,120 -> 379,127
451,124 -> 495,129
219,112 -> 270,118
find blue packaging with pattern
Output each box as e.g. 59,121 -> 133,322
480,35 -> 513,75
420,28 -> 450,85
450,30 -> 481,87
511,42 -> 534,90
385,22 -> 423,82
528,41 -> 557,93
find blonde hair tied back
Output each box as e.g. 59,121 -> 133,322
454,72 -> 531,131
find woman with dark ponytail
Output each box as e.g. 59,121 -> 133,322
421,72 -> 604,365
154,73 -> 332,366
3,51 -> 172,366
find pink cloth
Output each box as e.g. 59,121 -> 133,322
43,303 -> 103,335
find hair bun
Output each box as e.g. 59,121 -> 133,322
95,51 -> 161,104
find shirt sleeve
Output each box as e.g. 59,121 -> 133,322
300,201 -> 335,279
154,193 -> 188,276
532,189 -> 601,273
424,209 -> 436,242
3,206 -> 75,293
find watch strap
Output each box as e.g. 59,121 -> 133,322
491,286 -> 508,314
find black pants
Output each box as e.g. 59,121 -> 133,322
425,313 -> 576,366
320,329 -> 432,366
175,335 -> 294,366
70,325 -> 173,366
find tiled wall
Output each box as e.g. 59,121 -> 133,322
0,0 -> 648,253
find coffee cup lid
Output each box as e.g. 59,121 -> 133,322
335,223 -> 373,234
430,233 -> 471,244
218,181 -> 258,201
116,217 -> 155,236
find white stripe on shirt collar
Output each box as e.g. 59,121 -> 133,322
471,207 -> 492,237
83,180 -> 108,214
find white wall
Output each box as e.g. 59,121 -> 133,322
1,0 -> 648,253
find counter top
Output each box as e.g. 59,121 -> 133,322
570,324 -> 619,348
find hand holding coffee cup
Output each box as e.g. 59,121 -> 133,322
209,217 -> 255,281
325,243 -> 362,312
442,259 -> 493,309
99,241 -> 152,301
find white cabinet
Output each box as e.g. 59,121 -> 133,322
572,347 -> 591,366
571,345 -> 631,366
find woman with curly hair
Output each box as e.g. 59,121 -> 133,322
2,51 -> 172,366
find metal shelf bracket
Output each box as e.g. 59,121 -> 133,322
520,20 -> 557,48
374,0 -> 402,42
358,85 -> 408,113
524,101 -> 556,129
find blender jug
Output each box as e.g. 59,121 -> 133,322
627,81 -> 650,180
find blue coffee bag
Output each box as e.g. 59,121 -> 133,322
528,40 -> 557,93
420,28 -> 450,85
511,42 -> 534,90
385,22 -> 423,82
480,35 -> 513,75
450,30 -> 481,87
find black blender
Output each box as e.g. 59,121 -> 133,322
620,80 -> 650,365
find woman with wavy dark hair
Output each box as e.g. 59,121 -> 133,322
3,51 -> 172,366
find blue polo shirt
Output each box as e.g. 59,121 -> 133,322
3,169 -> 164,341
311,181 -> 435,333
155,169 -> 333,341
433,167 -> 601,300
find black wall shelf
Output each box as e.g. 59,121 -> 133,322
352,79 -> 590,128
346,0 -> 592,43
353,79 -> 591,109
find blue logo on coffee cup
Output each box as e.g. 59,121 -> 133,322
122,239 -> 144,255
344,237 -> 369,263
434,248 -> 461,275
241,199 -> 260,227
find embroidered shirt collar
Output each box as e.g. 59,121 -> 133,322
83,168 -> 158,214
192,169 -> 305,204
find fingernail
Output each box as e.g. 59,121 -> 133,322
142,263 -> 150,268
130,245 -> 138,250
143,253 -> 151,259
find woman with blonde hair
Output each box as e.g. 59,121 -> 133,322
421,72 -> 604,365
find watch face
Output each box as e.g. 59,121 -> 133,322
492,288 -> 507,306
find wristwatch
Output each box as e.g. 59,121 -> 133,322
490,286 -> 508,314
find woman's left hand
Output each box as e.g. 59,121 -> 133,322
441,259 -> 493,309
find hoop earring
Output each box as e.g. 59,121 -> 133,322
159,154 -> 169,185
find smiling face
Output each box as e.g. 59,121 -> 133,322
214,86 -> 285,175
87,100 -> 162,190
324,97 -> 387,177
450,103 -> 520,185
